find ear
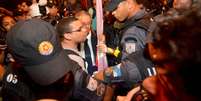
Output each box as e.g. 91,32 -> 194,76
63,33 -> 72,40
148,43 -> 163,61
147,43 -> 156,57
148,43 -> 169,62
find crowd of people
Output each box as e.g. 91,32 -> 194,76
0,0 -> 201,101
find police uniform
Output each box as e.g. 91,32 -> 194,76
6,19 -> 80,100
99,9 -> 156,90
5,18 -> 109,101
42,15 -> 61,26
1,64 -> 35,101
63,49 -> 107,101
121,9 -> 150,59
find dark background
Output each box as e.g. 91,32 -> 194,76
0,0 -> 20,11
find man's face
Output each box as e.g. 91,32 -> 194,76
2,16 -> 16,31
21,2 -> 30,13
69,20 -> 88,43
49,6 -> 59,16
112,1 -> 129,22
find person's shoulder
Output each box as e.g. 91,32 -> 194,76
64,49 -> 80,56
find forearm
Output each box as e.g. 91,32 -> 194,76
94,60 -> 143,86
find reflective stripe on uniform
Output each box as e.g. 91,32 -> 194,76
147,67 -> 157,76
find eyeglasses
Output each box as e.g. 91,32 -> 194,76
70,28 -> 82,33
68,26 -> 87,33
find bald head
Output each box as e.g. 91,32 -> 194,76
75,10 -> 92,32
75,10 -> 92,24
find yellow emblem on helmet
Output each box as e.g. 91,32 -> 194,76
38,41 -> 54,55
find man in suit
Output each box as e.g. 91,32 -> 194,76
75,10 -> 97,75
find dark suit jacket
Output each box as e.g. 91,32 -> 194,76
84,30 -> 97,75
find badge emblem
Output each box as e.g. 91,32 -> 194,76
38,41 -> 54,55
125,42 -> 136,54
87,77 -> 98,91
96,83 -> 106,96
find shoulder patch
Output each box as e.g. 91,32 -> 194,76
112,64 -> 122,77
87,77 -> 98,91
96,83 -> 106,96
125,42 -> 136,54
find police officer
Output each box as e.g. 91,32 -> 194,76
96,0 -> 160,90
5,18 -> 74,100
5,17 -> 113,101
0,64 -> 35,101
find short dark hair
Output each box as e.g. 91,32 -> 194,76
56,16 -> 78,36
151,3 -> 201,64
18,0 -> 32,6
136,0 -> 164,14
47,0 -> 59,8
148,3 -> 201,98
0,15 -> 15,29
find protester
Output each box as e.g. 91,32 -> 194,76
56,16 -> 114,101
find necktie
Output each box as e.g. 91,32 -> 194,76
84,39 -> 93,75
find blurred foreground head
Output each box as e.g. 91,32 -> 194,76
146,2 -> 201,100
6,19 -> 70,85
